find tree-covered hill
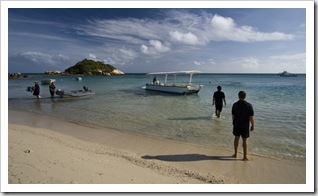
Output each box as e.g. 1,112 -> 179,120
65,59 -> 123,75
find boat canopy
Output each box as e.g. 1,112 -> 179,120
147,70 -> 202,84
147,70 -> 202,75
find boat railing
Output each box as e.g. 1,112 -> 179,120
154,83 -> 201,88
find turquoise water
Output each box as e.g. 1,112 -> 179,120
8,74 -> 306,163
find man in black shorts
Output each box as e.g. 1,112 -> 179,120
212,86 -> 226,118
232,91 -> 254,161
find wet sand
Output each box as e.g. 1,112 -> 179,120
5,109 -> 307,192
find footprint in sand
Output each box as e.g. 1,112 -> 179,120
24,149 -> 31,153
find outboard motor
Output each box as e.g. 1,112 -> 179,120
26,86 -> 34,92
55,89 -> 65,96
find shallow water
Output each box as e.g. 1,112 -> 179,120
8,73 -> 306,163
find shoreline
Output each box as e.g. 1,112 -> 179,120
6,108 -> 306,187
8,106 -> 305,165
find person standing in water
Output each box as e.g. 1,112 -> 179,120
232,91 -> 255,161
212,86 -> 226,118
49,82 -> 56,98
33,81 -> 40,99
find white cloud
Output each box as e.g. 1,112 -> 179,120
208,14 -> 294,42
208,58 -> 216,65
89,53 -> 97,60
103,57 -> 116,65
210,14 -> 235,31
21,52 -> 55,64
9,9 -> 302,74
57,54 -> 70,61
140,40 -> 170,55
225,54 -> 305,73
193,61 -> 205,66
119,47 -> 138,61
80,18 -> 163,45
12,32 -> 72,42
9,51 -> 73,72
100,47 -> 138,66
231,56 -> 260,70
169,31 -> 203,45
241,57 -> 260,69
269,53 -> 305,61
266,53 -> 306,73
78,11 -> 294,49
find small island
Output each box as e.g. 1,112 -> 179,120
9,59 -> 125,79
64,59 -> 124,76
8,73 -> 31,78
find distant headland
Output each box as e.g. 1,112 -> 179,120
9,59 -> 124,78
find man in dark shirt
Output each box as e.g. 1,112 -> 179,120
33,81 -> 40,99
212,86 -> 226,118
49,82 -> 56,98
232,91 -> 254,161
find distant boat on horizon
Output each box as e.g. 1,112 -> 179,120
277,71 -> 297,77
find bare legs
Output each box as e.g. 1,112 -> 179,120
215,106 -> 221,118
215,109 -> 220,118
242,138 -> 250,160
232,136 -> 250,161
232,136 -> 239,158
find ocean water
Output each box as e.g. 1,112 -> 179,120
8,74 -> 306,163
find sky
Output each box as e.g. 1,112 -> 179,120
8,8 -> 306,73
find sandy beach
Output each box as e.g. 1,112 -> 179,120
6,109 -> 307,191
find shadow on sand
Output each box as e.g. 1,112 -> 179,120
141,154 -> 237,162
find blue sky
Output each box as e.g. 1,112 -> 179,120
8,8 -> 306,73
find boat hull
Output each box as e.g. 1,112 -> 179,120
56,89 -> 95,98
41,79 -> 56,85
278,74 -> 297,77
145,84 -> 202,95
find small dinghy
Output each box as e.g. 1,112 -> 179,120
56,86 -> 95,98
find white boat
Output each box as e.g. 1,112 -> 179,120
278,71 -> 297,77
76,77 -> 82,81
145,70 -> 203,95
41,79 -> 56,85
56,87 -> 95,98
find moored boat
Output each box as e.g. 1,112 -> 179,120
41,79 -> 56,85
144,70 -> 203,95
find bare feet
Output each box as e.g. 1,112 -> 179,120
232,154 -> 250,160
243,156 -> 250,161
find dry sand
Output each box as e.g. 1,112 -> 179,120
5,109 -> 307,191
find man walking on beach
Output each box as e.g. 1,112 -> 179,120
232,91 -> 254,161
212,86 -> 226,118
